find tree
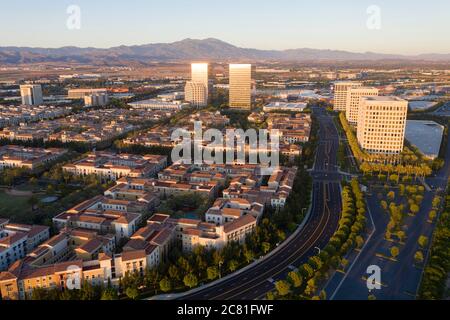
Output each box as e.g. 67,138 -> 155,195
387,191 -> 396,201
168,265 -> 180,281
228,260 -> 239,273
207,266 -> 219,281
183,273 -> 198,289
275,280 -> 291,297
428,210 -> 437,222
159,278 -> 172,293
410,204 -> 420,215
390,246 -> 400,259
418,236 -> 429,249
397,231 -> 406,242
261,242 -> 271,254
101,287 -> 118,300
414,251 -> 424,264
125,287 -> 139,300
287,271 -> 303,288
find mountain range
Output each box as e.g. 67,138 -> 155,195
0,38 -> 449,64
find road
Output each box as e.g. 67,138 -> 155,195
180,107 -> 342,300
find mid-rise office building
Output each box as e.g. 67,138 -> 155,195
191,63 -> 210,98
357,96 -> 408,155
346,87 -> 379,126
333,81 -> 362,111
229,64 -> 252,109
20,85 -> 43,106
84,93 -> 109,107
185,81 -> 207,107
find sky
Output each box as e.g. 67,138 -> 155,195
0,0 -> 449,55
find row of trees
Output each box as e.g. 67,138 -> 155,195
339,113 -> 434,179
419,183 -> 450,299
268,179 -> 367,300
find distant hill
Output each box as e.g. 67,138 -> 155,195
0,38 -> 449,64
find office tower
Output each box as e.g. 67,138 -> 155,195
229,64 -> 252,109
20,85 -> 43,105
333,81 -> 362,111
346,87 -> 379,126
357,96 -> 408,155
185,81 -> 207,107
191,63 -> 210,97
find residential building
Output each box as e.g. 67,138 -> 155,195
62,152 -> 167,181
84,93 -> 109,107
0,145 -> 67,171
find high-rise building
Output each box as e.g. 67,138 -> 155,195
185,81 -> 207,107
357,96 -> 408,155
20,85 -> 43,106
333,81 -> 362,111
185,63 -> 210,107
229,64 -> 252,109
191,63 -> 210,97
346,87 -> 379,126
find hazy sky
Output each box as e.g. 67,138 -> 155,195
1,0 -> 449,54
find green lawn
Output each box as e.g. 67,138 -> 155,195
0,191 -> 33,223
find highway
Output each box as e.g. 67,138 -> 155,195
181,107 -> 343,300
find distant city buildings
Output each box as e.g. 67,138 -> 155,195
19,85 -> 43,106
68,88 -> 108,100
229,64 -> 252,109
357,96 -> 408,155
84,93 -> 109,107
128,99 -> 189,111
263,102 -> 308,113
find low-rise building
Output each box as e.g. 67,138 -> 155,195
0,145 -> 67,171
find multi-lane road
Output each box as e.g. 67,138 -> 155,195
181,107 -> 342,300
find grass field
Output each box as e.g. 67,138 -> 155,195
0,190 -> 33,223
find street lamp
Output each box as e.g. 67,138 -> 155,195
218,261 -> 223,279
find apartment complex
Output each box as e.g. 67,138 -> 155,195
0,219 -> 50,271
333,81 -> 362,111
357,96 -> 408,155
229,64 -> 252,109
345,87 -> 379,126
62,152 -> 168,181
20,85 -> 43,106
0,145 -> 67,170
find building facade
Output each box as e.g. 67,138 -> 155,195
229,64 -> 252,109
357,96 -> 408,155
333,81 -> 362,111
20,85 -> 43,106
346,87 -> 379,126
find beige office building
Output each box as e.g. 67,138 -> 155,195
68,88 -> 108,99
346,87 -> 379,126
185,81 -> 207,107
20,85 -> 43,105
357,96 -> 408,155
333,81 -> 362,111
229,64 -> 252,109
191,63 -> 210,96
